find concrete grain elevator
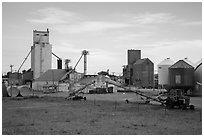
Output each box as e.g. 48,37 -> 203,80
31,29 -> 52,79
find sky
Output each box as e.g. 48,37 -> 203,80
2,2 -> 202,75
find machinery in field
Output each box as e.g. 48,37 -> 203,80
163,60 -> 195,110
105,79 -> 195,110
165,89 -> 194,109
66,80 -> 95,100
65,73 -> 195,110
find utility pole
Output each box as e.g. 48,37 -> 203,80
10,65 -> 14,97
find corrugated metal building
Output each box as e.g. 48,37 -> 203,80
32,69 -> 83,91
168,60 -> 194,91
123,49 -> 154,88
132,58 -> 154,88
123,50 -> 141,85
32,69 -> 66,90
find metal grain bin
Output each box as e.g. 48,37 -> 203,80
168,60 -> 194,90
158,58 -> 174,88
194,59 -> 202,96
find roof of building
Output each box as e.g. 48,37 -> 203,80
59,69 -> 79,81
183,58 -> 196,68
169,60 -> 194,69
35,69 -> 67,81
33,29 -> 49,33
158,58 -> 174,66
134,58 -> 153,65
134,58 -> 147,65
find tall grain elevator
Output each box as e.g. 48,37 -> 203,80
123,49 -> 154,88
31,29 -> 52,79
123,50 -> 141,85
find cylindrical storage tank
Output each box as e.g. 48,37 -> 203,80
168,60 -> 194,90
57,59 -> 62,69
194,59 -> 202,96
157,58 -> 174,88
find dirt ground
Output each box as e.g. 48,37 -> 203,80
2,92 -> 202,135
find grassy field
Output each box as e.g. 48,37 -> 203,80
2,92 -> 202,135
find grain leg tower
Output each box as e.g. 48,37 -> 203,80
31,29 -> 52,80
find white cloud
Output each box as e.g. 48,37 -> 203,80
131,12 -> 175,25
28,7 -> 132,34
27,7 -> 77,25
53,21 -> 132,34
126,39 -> 202,50
182,21 -> 202,26
121,12 -> 202,28
113,31 -> 155,42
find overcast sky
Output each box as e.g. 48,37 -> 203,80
2,2 -> 202,75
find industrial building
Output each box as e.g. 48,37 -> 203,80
32,69 -> 83,91
72,74 -> 121,94
123,49 -> 154,88
5,28 -> 201,96
132,58 -> 154,88
31,29 -> 52,80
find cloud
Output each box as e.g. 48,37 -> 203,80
182,21 -> 202,26
131,12 -> 175,25
53,21 -> 132,34
121,12 -> 201,28
113,31 -> 155,42
131,39 -> 202,49
27,7 -> 132,34
52,40 -> 80,54
27,7 -> 77,25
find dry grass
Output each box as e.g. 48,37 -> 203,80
2,94 -> 202,135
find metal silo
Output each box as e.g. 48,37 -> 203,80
168,60 -> 194,90
194,59 -> 202,96
157,58 -> 174,88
